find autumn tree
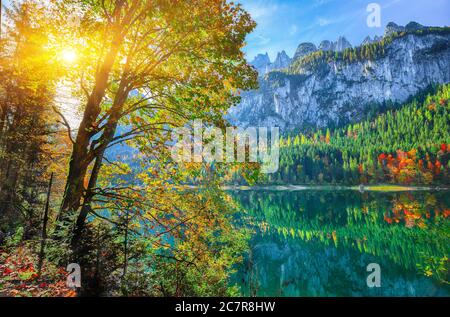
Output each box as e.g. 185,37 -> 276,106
46,0 -> 257,245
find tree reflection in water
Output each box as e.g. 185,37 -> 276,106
232,189 -> 450,296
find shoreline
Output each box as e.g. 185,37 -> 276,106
220,184 -> 450,192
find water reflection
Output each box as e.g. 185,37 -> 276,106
232,190 -> 450,296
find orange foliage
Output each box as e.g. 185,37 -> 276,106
383,195 -> 448,228
376,146 -> 447,184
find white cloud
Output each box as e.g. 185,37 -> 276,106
289,24 -> 299,35
254,34 -> 271,46
251,5 -> 278,19
317,17 -> 332,26
245,3 -> 279,19
240,0 -> 279,28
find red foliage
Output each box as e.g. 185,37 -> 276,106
375,145 -> 447,184
0,246 -> 76,297
435,160 -> 442,175
3,267 -> 13,275
358,164 -> 364,174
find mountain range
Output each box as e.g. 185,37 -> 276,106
228,22 -> 450,131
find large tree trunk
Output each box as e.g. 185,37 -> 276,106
57,30 -> 125,230
59,132 -> 92,219
71,83 -> 129,247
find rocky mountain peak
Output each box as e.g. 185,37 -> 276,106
362,36 -> 373,45
385,21 -> 425,36
362,35 -> 383,46
250,53 -> 271,74
385,22 -> 405,36
251,53 -> 271,67
229,25 -> 450,131
319,40 -> 334,51
335,36 -> 352,52
316,37 -> 352,53
273,50 -> 292,70
405,21 -> 424,31
294,42 -> 317,60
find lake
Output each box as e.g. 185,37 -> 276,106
231,189 -> 450,296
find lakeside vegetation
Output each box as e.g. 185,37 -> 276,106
252,84 -> 450,186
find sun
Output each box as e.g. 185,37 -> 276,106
60,48 -> 78,64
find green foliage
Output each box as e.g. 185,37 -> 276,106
263,84 -> 450,185
417,255 -> 449,284
235,190 -> 450,285
5,227 -> 24,247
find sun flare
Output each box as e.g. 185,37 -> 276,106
60,48 -> 77,64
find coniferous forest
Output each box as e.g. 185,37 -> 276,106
260,84 -> 450,186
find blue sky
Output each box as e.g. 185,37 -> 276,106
239,0 -> 450,61
2,0 -> 448,62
